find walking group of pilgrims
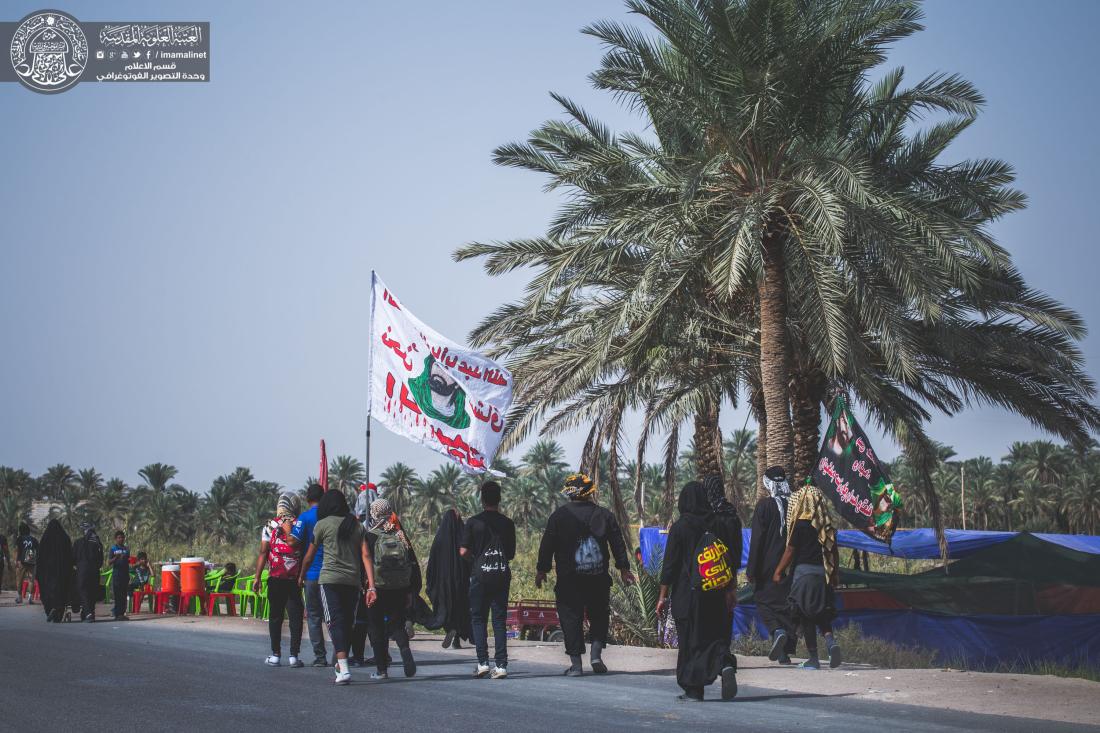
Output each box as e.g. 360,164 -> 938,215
19,463 -> 842,701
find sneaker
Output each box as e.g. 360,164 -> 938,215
288,656 -> 304,668
591,659 -> 608,674
720,666 -> 738,700
490,666 -> 507,679
564,666 -> 583,677
334,671 -> 351,685
442,629 -> 456,649
677,693 -> 704,703
474,662 -> 491,678
265,655 -> 281,666
311,656 -> 329,667
799,657 -> 821,670
370,671 -> 389,680
827,642 -> 843,669
400,646 -> 417,678
768,630 -> 788,662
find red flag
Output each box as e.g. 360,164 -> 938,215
319,439 -> 329,491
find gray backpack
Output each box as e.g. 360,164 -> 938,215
373,530 -> 412,590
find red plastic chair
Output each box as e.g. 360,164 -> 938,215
154,590 -> 180,614
206,591 -> 237,616
20,579 -> 40,601
178,590 -> 206,615
131,583 -> 155,614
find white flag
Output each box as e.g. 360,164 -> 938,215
368,272 -> 513,473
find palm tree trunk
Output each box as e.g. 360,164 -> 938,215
752,385 -> 769,500
692,396 -> 724,480
791,365 -> 826,482
759,230 -> 794,477
663,425 -> 679,529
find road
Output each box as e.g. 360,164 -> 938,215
1,606 -> 1095,733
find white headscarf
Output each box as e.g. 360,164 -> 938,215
763,466 -> 792,532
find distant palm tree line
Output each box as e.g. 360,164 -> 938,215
3,437 -> 1097,548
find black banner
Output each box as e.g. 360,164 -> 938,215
812,396 -> 903,543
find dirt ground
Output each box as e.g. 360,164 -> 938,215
4,588 -> 1097,726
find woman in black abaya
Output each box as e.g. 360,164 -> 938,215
419,508 -> 471,648
656,480 -> 741,702
35,519 -> 73,623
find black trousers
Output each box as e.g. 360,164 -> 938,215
368,589 -> 411,672
469,576 -> 509,667
554,573 -> 611,657
112,574 -> 129,618
754,576 -> 796,653
266,578 -> 303,656
320,583 -> 358,656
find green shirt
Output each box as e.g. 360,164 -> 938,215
313,515 -> 365,586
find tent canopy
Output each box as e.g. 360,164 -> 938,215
637,527 -> 1100,571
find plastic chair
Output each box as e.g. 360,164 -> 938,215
101,569 -> 113,602
233,574 -> 258,617
131,583 -> 155,614
153,590 -> 180,614
207,575 -> 239,617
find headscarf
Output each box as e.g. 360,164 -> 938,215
370,497 -> 411,548
561,473 -> 596,501
79,521 -> 102,547
35,519 -> 73,615
785,485 -> 838,585
702,474 -> 737,516
677,481 -> 711,517
763,465 -> 792,530
276,492 -> 301,522
317,490 -> 358,547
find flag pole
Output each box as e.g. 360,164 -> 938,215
365,270 -> 376,485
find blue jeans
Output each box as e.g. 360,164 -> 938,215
304,580 -> 327,659
469,576 -> 509,667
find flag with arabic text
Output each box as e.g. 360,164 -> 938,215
812,396 -> 903,543
368,272 -> 513,474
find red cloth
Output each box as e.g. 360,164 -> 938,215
319,439 -> 328,491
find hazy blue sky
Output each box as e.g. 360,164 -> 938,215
1,0 -> 1097,494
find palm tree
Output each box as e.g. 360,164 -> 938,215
202,472 -> 247,544
0,494 -> 31,536
88,478 -> 129,532
522,440 -> 569,503
328,455 -> 365,501
378,463 -> 418,518
1010,480 -> 1056,531
138,463 -> 178,494
413,465 -> 463,529
962,457 -> 998,531
508,476 -> 552,530
41,463 -> 78,500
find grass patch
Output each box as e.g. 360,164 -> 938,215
733,625 -> 938,669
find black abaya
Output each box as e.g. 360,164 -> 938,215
418,509 -> 471,642
72,527 -> 104,620
660,483 -> 740,693
34,520 -> 73,622
747,498 -> 796,645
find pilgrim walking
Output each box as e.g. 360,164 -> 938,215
657,478 -> 741,701
34,519 -> 73,623
773,484 -> 842,669
364,498 -> 419,679
746,466 -> 798,664
420,508 -> 471,650
536,473 -> 634,675
72,522 -> 104,622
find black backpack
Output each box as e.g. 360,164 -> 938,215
564,502 -> 607,575
691,529 -> 733,592
471,519 -> 510,588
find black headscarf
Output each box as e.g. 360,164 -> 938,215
678,481 -> 712,517
702,474 -> 738,516
317,490 -> 358,546
35,520 -> 73,617
419,509 -> 471,639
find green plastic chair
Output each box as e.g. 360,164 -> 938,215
101,569 -> 113,602
234,570 -> 268,618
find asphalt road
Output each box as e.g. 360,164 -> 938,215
1,607 -> 1095,733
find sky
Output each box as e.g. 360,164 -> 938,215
1,0 -> 1097,494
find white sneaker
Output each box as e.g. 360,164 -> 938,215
334,670 -> 351,685
265,655 -> 281,666
490,666 -> 508,679
474,662 -> 491,678
287,656 -> 304,668
370,670 -> 389,680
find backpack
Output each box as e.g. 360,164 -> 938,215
692,530 -> 733,592
565,503 -> 607,575
20,536 -> 38,565
372,529 -> 413,590
472,519 -> 510,588
266,523 -> 300,580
